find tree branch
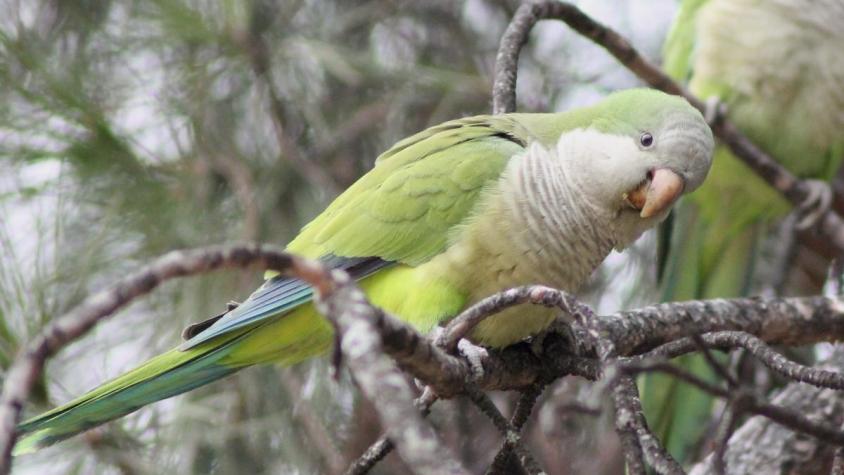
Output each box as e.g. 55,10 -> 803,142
643,331 -> 844,390
485,383 -> 546,475
310,269 -> 469,475
0,245 -> 469,475
7,244 -> 844,474
0,244 -> 297,474
464,387 -> 543,475
611,375 -> 678,474
342,389 -> 437,475
689,347 -> 844,474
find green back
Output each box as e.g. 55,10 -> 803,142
288,88 -> 702,265
286,115 -> 529,265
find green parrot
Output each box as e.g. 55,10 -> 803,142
643,0 -> 844,463
14,88 -> 713,454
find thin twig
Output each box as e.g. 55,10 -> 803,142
748,398 -> 844,445
510,384 -> 545,430
343,389 -> 438,475
240,10 -> 340,196
484,384 -> 546,475
689,332 -> 738,389
553,402 -> 602,417
466,388 -> 544,475
620,360 -> 728,399
712,392 -> 751,475
642,331 -> 844,391
281,371 -> 346,474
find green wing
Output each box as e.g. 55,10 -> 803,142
16,115 -> 533,450
662,0 -> 708,83
189,115 -> 529,346
287,115 -> 528,265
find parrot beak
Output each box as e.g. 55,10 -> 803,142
622,168 -> 685,218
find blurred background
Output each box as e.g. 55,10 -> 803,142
0,0 -> 683,473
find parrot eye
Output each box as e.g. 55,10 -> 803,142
640,132 -> 654,148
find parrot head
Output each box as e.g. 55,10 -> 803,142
556,89 -> 714,248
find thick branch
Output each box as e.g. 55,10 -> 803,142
360,292 -> 844,396
596,296 -> 844,357
7,246 -> 844,474
311,271 -> 469,475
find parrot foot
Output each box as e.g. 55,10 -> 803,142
794,179 -> 833,231
457,338 -> 489,382
703,96 -> 727,124
428,327 -> 487,381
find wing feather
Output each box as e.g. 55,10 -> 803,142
184,115 -> 529,347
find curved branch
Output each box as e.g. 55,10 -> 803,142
0,244 -> 298,474
690,347 -> 844,475
643,331 -> 844,391
6,246 -> 844,474
436,285 -> 590,353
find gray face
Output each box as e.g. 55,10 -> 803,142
587,89 -> 715,202
648,111 -> 715,194
559,108 -> 713,225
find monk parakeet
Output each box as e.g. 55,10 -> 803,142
643,0 -> 844,463
14,88 -> 713,453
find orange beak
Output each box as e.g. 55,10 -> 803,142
623,168 -> 685,218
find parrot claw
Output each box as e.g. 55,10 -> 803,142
794,179 -> 833,231
703,96 -> 727,124
429,326 -> 446,343
457,339 -> 488,382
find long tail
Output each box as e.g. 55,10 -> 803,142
14,333 -> 246,454
14,257 -> 386,454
